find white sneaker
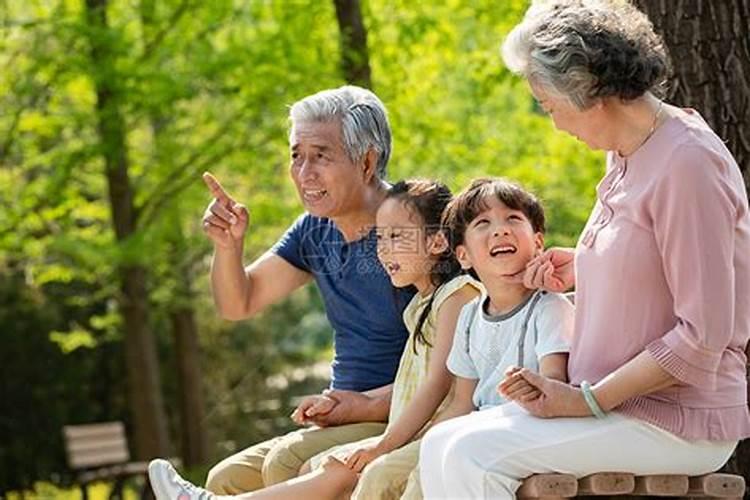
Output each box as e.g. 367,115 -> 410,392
148,459 -> 216,500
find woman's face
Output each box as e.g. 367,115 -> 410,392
529,82 -> 607,151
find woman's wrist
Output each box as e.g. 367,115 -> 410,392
580,381 -> 607,418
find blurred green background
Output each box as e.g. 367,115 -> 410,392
2,0 -> 647,496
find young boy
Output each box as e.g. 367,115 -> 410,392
395,178 -> 573,499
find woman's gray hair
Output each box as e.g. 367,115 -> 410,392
289,86 -> 392,179
502,0 -> 669,110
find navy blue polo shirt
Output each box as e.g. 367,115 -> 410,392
272,213 -> 414,391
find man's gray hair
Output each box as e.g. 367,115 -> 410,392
289,85 -> 392,179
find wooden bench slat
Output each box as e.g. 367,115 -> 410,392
69,448 -> 130,469
689,497 -> 742,500
577,472 -> 635,495
68,436 -> 128,455
688,473 -> 746,497
63,422 -> 125,440
517,474 -> 578,498
632,474 -> 689,496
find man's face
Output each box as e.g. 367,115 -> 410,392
289,120 -> 371,219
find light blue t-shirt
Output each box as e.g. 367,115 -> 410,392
447,290 -> 573,409
273,213 -> 414,391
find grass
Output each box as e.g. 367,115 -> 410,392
5,465 -> 211,499
5,481 -> 141,500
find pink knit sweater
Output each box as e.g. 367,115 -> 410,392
568,109 -> 750,441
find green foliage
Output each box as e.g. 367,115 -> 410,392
1,0 -> 607,493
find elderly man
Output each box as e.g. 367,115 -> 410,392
201,86 -> 413,494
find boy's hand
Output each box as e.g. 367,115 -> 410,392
291,394 -> 338,425
498,366 -> 541,402
345,442 -> 385,472
201,172 -> 249,250
499,368 -> 590,418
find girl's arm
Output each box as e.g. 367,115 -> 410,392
374,287 -> 479,455
426,376 -> 478,427
344,287 -> 479,473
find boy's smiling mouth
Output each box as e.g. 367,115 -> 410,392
490,244 -> 517,256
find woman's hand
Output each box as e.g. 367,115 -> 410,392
523,247 -> 576,292
345,442 -> 385,473
498,368 -> 591,418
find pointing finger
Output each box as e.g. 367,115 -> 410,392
203,172 -> 232,204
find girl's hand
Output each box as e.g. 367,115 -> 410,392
345,443 -> 385,473
499,368 -> 590,418
523,248 -> 575,292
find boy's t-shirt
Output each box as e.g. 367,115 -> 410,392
272,213 -> 414,392
447,290 -> 573,410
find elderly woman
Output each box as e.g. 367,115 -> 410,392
419,1 -> 750,498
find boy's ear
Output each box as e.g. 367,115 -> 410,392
533,232 -> 545,254
362,148 -> 378,184
427,231 -> 449,255
455,244 -> 472,270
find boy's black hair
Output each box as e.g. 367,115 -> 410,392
442,178 -> 546,279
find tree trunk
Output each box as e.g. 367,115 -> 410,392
634,0 -> 750,482
333,0 -> 372,88
170,295 -> 210,466
634,0 -> 750,186
139,1 -> 209,466
84,0 -> 170,459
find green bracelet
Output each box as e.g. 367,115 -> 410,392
580,380 -> 607,419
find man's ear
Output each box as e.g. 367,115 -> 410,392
455,244 -> 472,270
427,231 -> 449,255
362,148 -> 378,184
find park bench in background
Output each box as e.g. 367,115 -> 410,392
516,471 -> 745,499
63,421 -> 154,500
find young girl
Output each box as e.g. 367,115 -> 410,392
148,179 -> 481,500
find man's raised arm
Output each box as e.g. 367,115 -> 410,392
202,172 -> 312,320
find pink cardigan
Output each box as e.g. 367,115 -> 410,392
568,109 -> 750,441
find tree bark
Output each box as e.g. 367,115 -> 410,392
333,0 -> 372,88
634,0 -> 750,187
170,296 -> 210,466
634,0 -> 750,482
139,1 -> 209,466
84,0 -> 170,459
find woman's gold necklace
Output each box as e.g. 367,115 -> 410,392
623,100 -> 664,156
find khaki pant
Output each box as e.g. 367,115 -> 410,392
351,438 -> 423,500
205,422 -> 386,494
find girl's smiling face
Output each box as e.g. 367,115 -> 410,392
376,197 -> 444,294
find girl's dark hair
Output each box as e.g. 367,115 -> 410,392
385,179 -> 462,353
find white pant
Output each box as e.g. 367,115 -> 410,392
419,403 -> 737,499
